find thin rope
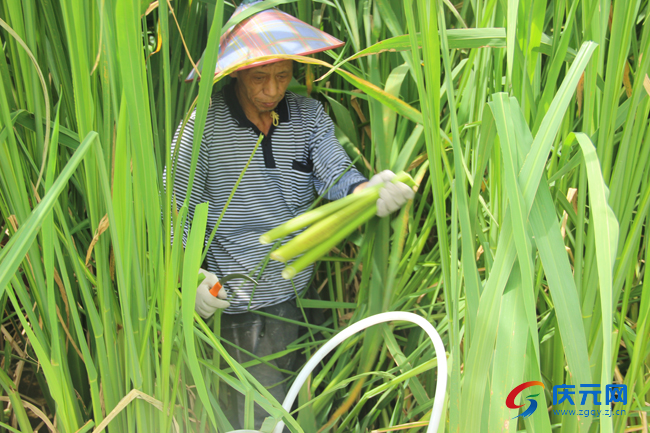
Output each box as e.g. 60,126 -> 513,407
271,110 -> 280,126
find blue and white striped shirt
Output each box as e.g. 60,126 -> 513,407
171,81 -> 367,312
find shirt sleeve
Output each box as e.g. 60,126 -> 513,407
165,110 -> 209,247
310,102 -> 368,200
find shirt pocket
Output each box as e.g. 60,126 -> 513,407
290,159 -> 315,212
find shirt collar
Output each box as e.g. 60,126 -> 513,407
222,79 -> 290,127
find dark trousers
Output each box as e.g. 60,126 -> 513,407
220,299 -> 305,431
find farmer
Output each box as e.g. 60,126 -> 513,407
171,0 -> 414,429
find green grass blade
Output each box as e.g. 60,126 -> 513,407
488,94 -> 539,363
0,132 -> 95,296
574,132 -> 619,433
181,202 -> 218,429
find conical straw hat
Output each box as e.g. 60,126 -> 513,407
186,0 -> 344,81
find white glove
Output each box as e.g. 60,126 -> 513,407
367,170 -> 415,217
195,268 -> 230,318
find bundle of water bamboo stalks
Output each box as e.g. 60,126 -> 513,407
259,171 -> 416,279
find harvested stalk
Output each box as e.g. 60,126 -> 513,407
270,192 -> 377,262
282,205 -> 377,279
259,171 -> 415,244
260,183 -> 381,244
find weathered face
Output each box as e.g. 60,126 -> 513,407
231,60 -> 293,115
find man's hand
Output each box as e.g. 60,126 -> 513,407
367,170 -> 415,217
196,268 -> 230,318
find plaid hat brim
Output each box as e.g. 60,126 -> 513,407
186,1 -> 344,81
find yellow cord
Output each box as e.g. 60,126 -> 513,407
271,110 -> 279,127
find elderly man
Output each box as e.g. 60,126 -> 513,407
171,2 -> 413,430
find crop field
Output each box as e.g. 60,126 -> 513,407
0,0 -> 649,432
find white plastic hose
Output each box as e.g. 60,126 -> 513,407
273,311 -> 447,433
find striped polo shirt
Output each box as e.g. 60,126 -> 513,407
171,80 -> 367,313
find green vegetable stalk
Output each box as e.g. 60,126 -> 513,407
270,192 -> 377,262
260,171 -> 416,279
281,205 -> 378,279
